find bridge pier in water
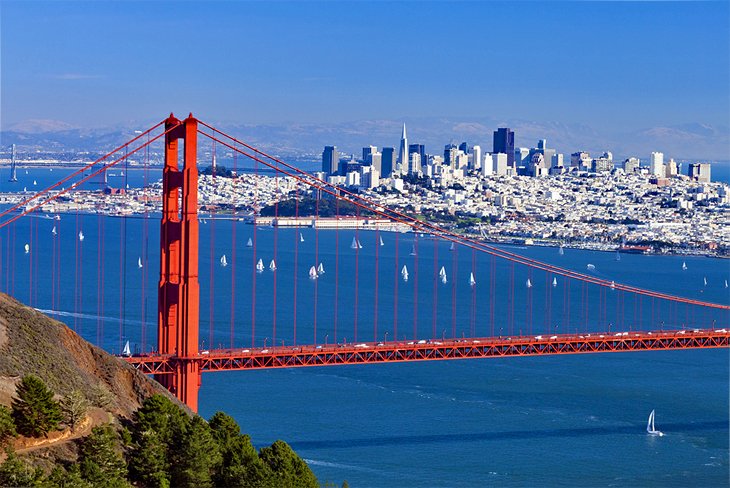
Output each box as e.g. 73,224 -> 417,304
156,114 -> 201,411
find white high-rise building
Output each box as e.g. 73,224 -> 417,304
471,145 -> 481,171
481,153 -> 493,176
397,123 -> 408,173
494,153 -> 509,175
650,151 -> 664,176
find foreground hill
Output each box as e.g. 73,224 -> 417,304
0,293 -> 183,418
0,293 -> 320,487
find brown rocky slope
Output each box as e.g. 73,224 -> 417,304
0,292 -> 185,418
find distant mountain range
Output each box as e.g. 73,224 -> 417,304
1,117 -> 728,162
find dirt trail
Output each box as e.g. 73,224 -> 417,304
0,408 -> 111,461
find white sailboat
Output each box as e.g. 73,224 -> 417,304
300,233 -> 305,243
682,261 -> 687,271
33,180 -> 37,186
357,239 -> 362,249
725,280 -> 728,289
379,236 -> 384,246
138,257 -> 143,269
703,277 -> 707,286
646,410 -> 664,436
350,236 -> 359,250
526,278 -> 532,288
317,262 -> 325,275
469,272 -> 476,287
78,231 -> 84,242
122,340 -> 131,357
439,266 -> 447,284
449,242 -> 455,251
558,245 -> 564,256
256,258 -> 264,273
308,266 -> 318,280
220,254 -> 228,267
269,259 -> 277,271
410,244 -> 417,256
24,243 -> 29,254
51,226 -> 57,236
401,264 -> 409,282
552,277 -> 557,287
246,237 -> 253,247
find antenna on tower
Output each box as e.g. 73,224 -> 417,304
8,144 -> 18,182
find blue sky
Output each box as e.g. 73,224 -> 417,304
1,1 -> 729,132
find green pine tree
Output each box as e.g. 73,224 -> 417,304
11,375 -> 62,437
133,394 -> 188,447
0,405 -> 16,444
209,412 -> 265,487
170,415 -> 222,488
78,424 -> 130,488
0,447 -> 43,487
129,429 -> 170,488
38,465 -> 93,488
259,440 -> 318,488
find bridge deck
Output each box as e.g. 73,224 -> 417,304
124,329 -> 730,375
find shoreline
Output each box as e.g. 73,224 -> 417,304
8,209 -> 727,259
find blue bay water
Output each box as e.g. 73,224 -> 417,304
0,167 -> 728,486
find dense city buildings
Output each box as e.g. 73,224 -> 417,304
307,122 -> 725,255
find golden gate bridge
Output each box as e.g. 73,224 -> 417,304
1,114 -> 727,412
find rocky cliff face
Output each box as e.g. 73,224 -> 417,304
0,293 -> 184,417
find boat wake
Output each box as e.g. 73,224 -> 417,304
35,308 -> 144,325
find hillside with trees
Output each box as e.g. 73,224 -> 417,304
0,293 -> 318,487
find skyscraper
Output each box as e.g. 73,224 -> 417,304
493,128 -> 515,167
408,143 -> 425,169
471,145 -> 481,171
397,123 -> 408,173
322,146 -> 338,175
381,147 -> 395,178
650,152 -> 664,176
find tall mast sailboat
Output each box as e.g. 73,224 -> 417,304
646,410 -> 664,436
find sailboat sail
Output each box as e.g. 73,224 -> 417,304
317,263 -> 325,275
449,242 -> 455,251
552,277 -> 557,287
469,272 -> 476,287
269,259 -> 277,271
138,257 -> 143,269
308,266 -> 318,280
256,259 -> 264,273
682,261 -> 687,270
559,245 -> 564,256
350,236 -> 359,250
440,267 -> 447,284
704,277 -> 707,286
24,243 -> 29,254
526,278 -> 532,288
401,264 -> 409,282
220,254 -> 228,267
122,341 -> 131,357
78,231 -> 84,242
246,238 -> 253,247
300,233 -> 305,243
51,226 -> 57,236
379,236 -> 384,246
410,244 -> 417,256
646,409 -> 664,436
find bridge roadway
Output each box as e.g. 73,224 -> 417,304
123,328 -> 730,375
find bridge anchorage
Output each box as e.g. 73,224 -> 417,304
0,113 -> 727,413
